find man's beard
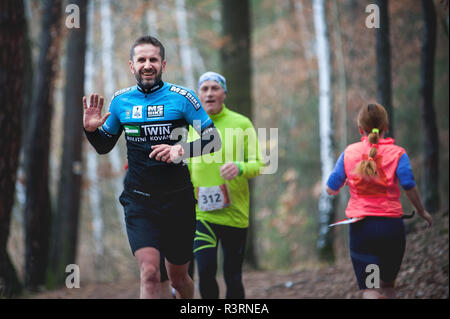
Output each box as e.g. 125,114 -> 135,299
134,67 -> 163,91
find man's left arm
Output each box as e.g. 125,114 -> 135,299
235,119 -> 265,179
150,90 -> 221,163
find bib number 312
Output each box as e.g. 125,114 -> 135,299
197,184 -> 230,211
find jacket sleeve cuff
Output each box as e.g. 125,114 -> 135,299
234,162 -> 243,176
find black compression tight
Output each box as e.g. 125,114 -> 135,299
193,220 -> 248,299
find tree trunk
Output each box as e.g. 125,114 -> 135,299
313,0 -> 336,263
220,0 -> 257,268
331,0 -> 351,226
420,0 -> 440,213
220,0 -> 252,119
15,0 -> 34,215
49,0 -> 87,286
85,0 -> 105,261
100,0 -> 126,234
331,0 -> 347,150
375,0 -> 394,137
0,0 -> 26,298
21,0 -> 34,149
145,1 -> 159,37
175,0 -> 195,90
23,0 -> 63,291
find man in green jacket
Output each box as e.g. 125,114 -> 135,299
188,72 -> 265,298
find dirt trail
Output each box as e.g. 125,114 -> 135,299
24,210 -> 448,299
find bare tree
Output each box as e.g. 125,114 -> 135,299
100,0 -> 126,234
175,0 -> 195,89
49,0 -> 88,286
220,0 -> 258,269
420,0 -> 440,213
23,0 -> 63,290
220,0 -> 252,119
85,0 -> 105,261
0,0 -> 26,298
376,0 -> 394,137
331,0 -> 347,150
174,0 -> 206,85
313,0 -> 336,263
145,1 -> 159,36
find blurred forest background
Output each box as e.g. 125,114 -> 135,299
0,0 -> 448,298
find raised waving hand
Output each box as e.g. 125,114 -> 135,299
83,93 -> 111,132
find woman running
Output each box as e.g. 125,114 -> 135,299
326,103 -> 432,299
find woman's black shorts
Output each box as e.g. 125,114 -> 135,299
119,185 -> 197,266
349,216 -> 406,289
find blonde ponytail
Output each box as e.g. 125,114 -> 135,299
354,103 -> 388,177
355,128 -> 380,177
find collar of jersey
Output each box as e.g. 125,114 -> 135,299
136,80 -> 164,95
209,104 -> 228,121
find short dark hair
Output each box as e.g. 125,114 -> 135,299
130,35 -> 165,61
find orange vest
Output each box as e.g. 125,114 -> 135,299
343,137 -> 406,218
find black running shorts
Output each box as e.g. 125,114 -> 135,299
119,185 -> 197,266
349,216 -> 406,289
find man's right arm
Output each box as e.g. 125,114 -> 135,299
84,127 -> 122,154
83,93 -> 121,154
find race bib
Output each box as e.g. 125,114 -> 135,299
197,184 -> 231,212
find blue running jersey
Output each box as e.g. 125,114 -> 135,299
103,82 -> 212,139
85,81 -> 219,193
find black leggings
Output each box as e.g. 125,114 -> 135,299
193,220 -> 248,299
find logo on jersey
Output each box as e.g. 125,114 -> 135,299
124,123 -> 179,143
113,86 -> 132,98
141,123 -> 172,141
124,125 -> 140,137
132,105 -> 143,119
147,105 -> 164,118
169,85 -> 201,110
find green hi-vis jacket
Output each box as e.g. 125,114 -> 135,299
187,105 -> 265,228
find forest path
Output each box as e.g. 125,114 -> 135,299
24,210 -> 448,299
